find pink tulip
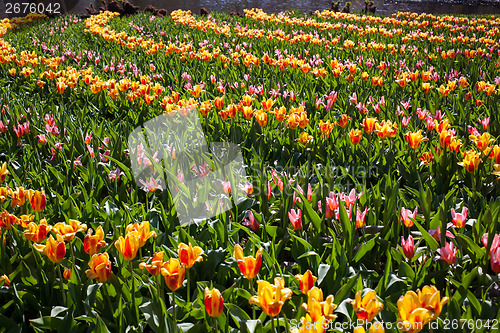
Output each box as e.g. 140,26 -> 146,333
491,247 -> 500,274
356,207 -> 368,228
401,207 -> 418,227
288,209 -> 302,230
482,233 -> 500,255
307,183 -> 312,202
429,224 -> 455,241
242,211 -> 259,231
451,207 -> 468,228
436,242 -> 457,265
401,235 -> 415,259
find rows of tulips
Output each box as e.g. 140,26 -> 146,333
0,7 -> 499,333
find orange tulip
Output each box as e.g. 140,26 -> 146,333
161,258 -> 185,292
261,98 -> 275,111
375,120 -> 397,139
0,274 -> 11,286
302,287 -> 337,322
30,190 -> 46,212
338,114 -> 351,128
249,277 -> 292,317
115,231 -> 141,261
10,187 -> 28,208
233,244 -> 262,280
297,132 -> 313,145
178,243 -> 204,268
86,252 -> 113,283
397,291 -> 432,333
23,219 -> 51,243
53,219 -> 87,241
349,129 -> 362,145
458,150 -> 482,173
469,132 -> 493,152
272,106 -> 287,122
213,96 -> 224,110
295,269 -> 317,294
361,118 -> 378,134
34,234 -> 66,263
351,290 -> 384,323
63,267 -> 72,280
417,285 -> 448,320
204,287 -> 224,318
84,226 -> 106,255
139,251 -> 165,276
254,110 -> 268,127
405,130 -> 427,149
125,221 -> 157,247
0,162 -> 8,182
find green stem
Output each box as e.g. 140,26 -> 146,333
271,316 -> 275,333
130,261 -> 139,324
186,268 -> 190,303
214,317 -> 218,332
172,290 -> 177,333
250,279 -> 255,320
57,263 -> 66,304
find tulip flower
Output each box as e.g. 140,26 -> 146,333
356,207 -> 368,228
242,210 -> 260,231
295,270 -> 317,294
349,129 -> 362,145
10,187 -> 28,208
436,242 -> 457,265
404,131 -> 427,149
23,219 -> 51,243
204,287 -> 224,318
125,221 -> 157,247
401,235 -> 415,259
0,162 -> 8,182
84,226 -> 106,255
469,132 -> 493,152
361,117 -> 378,134
86,252 -> 112,283
401,207 -> 418,227
177,243 -> 204,269
451,207 -> 468,228
161,258 -> 185,292
0,274 -> 10,286
417,285 -> 448,320
491,247 -> 500,274
115,230 -> 141,261
63,268 -> 72,280
351,290 -> 383,322
458,150 -> 482,173
288,208 -> 303,230
397,291 -> 432,333
233,244 -> 262,280
302,287 -> 337,322
53,219 -> 87,242
297,132 -> 313,145
34,234 -> 66,263
139,251 -> 165,276
249,277 -> 292,317
481,233 -> 500,255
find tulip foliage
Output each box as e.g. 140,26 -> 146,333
0,7 -> 499,333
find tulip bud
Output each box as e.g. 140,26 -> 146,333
204,287 -> 224,318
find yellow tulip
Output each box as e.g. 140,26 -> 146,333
249,277 -> 292,317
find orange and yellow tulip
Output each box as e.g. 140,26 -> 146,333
470,132 -> 493,152
0,162 -> 8,182
0,274 -> 10,286
29,190 -> 46,212
23,219 -> 51,243
295,269 -> 317,294
405,130 -> 427,149
233,244 -> 262,280
349,129 -> 362,145
53,219 -> 88,241
249,277 -> 292,317
302,287 -> 337,322
139,251 -> 165,276
125,221 -> 157,247
458,150 -> 482,173
115,230 -> 141,261
397,291 -> 432,333
351,290 -> 384,323
84,226 -> 106,255
178,242 -> 204,268
417,285 -> 448,320
204,287 -> 224,317
361,118 -> 378,135
34,234 -> 66,263
161,258 -> 185,292
86,252 -> 112,283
